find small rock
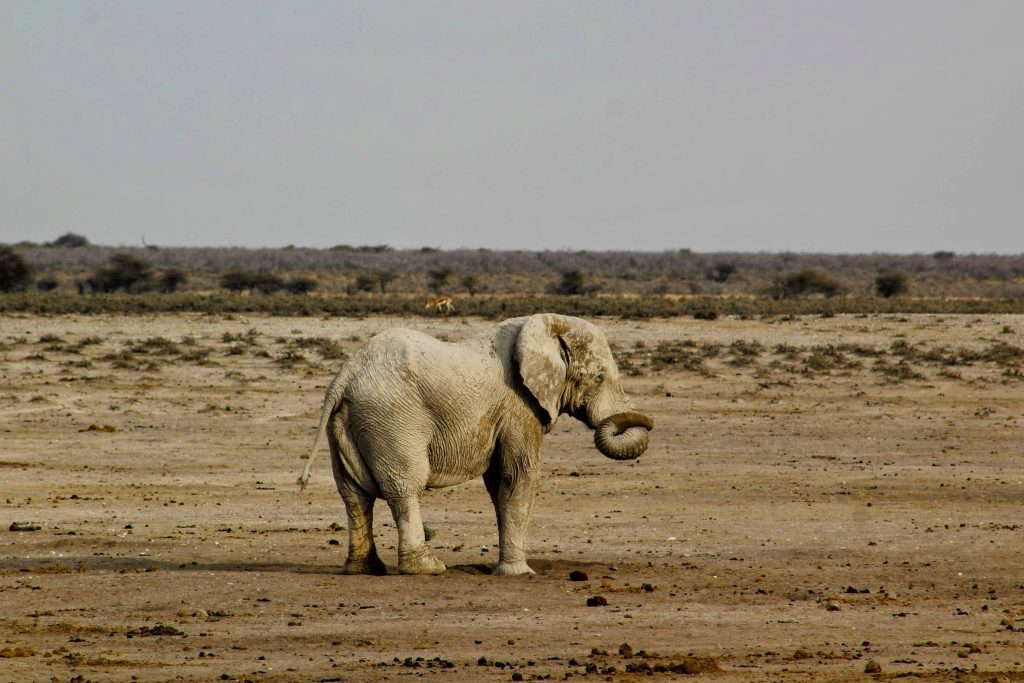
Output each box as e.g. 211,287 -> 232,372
8,522 -> 41,532
586,596 -> 608,607
618,643 -> 633,658
864,660 -> 882,674
825,601 -> 841,611
568,570 -> 589,582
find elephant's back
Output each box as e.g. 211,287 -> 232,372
345,328 -> 499,407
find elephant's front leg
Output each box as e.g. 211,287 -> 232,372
484,455 -> 539,576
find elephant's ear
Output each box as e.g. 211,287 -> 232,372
515,314 -> 569,424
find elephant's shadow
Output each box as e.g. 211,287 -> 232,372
0,556 -> 609,577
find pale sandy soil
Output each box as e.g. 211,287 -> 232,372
1,312 -> 1022,682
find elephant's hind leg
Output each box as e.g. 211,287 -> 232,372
385,495 -> 446,575
330,445 -> 386,575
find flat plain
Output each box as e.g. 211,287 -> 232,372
1,312 -> 1022,682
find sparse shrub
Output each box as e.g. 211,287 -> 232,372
650,340 -> 712,375
770,269 -> 842,299
47,232 -> 90,248
159,268 -> 188,293
693,308 -> 718,320
276,349 -> 307,367
873,358 -> 924,381
980,342 -> 1023,366
86,253 -> 155,293
0,246 -> 35,292
551,270 -> 600,296
802,345 -> 857,373
290,336 -> 346,359
130,337 -> 180,355
875,271 -> 909,298
932,250 -> 956,261
726,339 -> 763,366
222,328 -> 260,345
180,347 -> 213,364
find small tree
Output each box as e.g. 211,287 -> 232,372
286,276 -> 318,294
86,253 -> 154,293
47,232 -> 90,248
550,270 -> 600,296
221,269 -> 258,293
36,276 -> 59,292
461,273 -> 480,296
770,269 -> 842,299
0,246 -> 34,292
253,272 -> 284,295
354,273 -> 377,293
875,271 -> 909,298
705,261 -> 737,283
377,270 -> 397,294
428,267 -> 453,294
159,268 -> 188,293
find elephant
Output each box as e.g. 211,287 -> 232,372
297,313 -> 653,576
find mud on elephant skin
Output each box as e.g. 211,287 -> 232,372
298,313 -> 653,576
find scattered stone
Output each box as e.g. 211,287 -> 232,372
586,596 -> 608,607
864,659 -> 882,674
618,643 -> 633,658
641,582 -> 655,592
793,648 -> 813,660
674,656 -> 722,674
8,522 -> 41,532
129,624 -> 185,637
825,601 -> 841,611
569,570 -> 589,581
81,424 -> 117,433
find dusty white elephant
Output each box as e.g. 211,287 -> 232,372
298,313 -> 653,576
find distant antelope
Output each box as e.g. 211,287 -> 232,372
426,295 -> 454,315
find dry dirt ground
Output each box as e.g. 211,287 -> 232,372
1,312 -> 1022,683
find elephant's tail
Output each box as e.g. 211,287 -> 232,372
297,366 -> 352,490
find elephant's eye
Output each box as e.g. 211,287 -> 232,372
595,372 -> 605,383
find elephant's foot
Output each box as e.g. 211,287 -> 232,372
492,560 -> 535,576
343,551 -> 387,576
398,544 -> 446,575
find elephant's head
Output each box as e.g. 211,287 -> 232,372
515,314 -> 653,460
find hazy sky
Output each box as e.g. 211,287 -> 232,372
3,2 -> 1023,253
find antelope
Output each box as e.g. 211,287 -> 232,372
426,295 -> 454,315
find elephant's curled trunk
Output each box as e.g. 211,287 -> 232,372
594,412 -> 654,461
